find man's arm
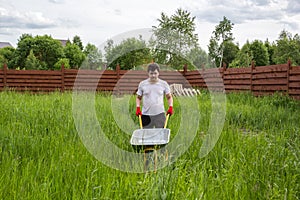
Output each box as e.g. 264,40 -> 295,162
135,95 -> 142,116
166,93 -> 173,107
166,93 -> 174,115
136,95 -> 142,107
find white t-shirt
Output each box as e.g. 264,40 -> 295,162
136,78 -> 171,115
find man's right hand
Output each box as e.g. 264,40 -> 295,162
136,107 -> 142,116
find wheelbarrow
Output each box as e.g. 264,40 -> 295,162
130,114 -> 170,172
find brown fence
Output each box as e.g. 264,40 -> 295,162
1,62 -> 300,100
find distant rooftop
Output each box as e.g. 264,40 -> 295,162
0,42 -> 12,48
56,39 -> 69,47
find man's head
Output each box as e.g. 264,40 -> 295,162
147,63 -> 160,82
147,63 -> 160,73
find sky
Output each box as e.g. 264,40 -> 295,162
1,0 -> 300,52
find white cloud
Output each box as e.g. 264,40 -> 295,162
286,0 -> 300,14
48,0 -> 64,4
188,0 -> 286,24
0,7 -> 56,29
0,0 -> 299,50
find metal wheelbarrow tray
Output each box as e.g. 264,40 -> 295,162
130,128 -> 170,146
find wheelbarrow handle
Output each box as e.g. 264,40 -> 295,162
164,114 -> 170,129
138,115 -> 143,129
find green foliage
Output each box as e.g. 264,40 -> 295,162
3,14 -> 300,71
25,49 -> 45,70
64,42 -> 86,69
264,39 -> 276,65
186,47 -> 209,69
54,58 -> 70,70
151,8 -> 199,69
0,55 -> 5,69
249,40 -> 269,66
222,41 -> 239,67
229,41 -> 253,68
10,34 -> 34,69
82,43 -> 103,69
208,16 -> 234,68
72,35 -> 84,51
10,34 -> 64,70
0,46 -> 15,69
32,35 -> 64,70
104,37 -> 151,70
273,30 -> 300,65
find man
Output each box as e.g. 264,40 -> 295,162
136,63 -> 173,128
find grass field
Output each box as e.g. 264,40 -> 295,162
0,91 -> 299,199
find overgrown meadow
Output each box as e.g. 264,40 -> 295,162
0,91 -> 299,199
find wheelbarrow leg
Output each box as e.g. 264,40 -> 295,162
144,147 -> 157,173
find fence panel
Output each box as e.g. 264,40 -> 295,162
252,64 -> 288,96
207,68 -> 224,91
0,69 -> 3,88
5,69 -> 61,92
0,63 -> 300,100
289,66 -> 300,100
223,67 -> 252,92
184,70 -> 205,88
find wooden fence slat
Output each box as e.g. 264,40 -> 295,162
252,72 -> 287,79
0,62 -> 299,100
252,79 -> 287,85
7,79 -> 61,84
224,80 -> 252,85
225,85 -> 251,90
7,70 -> 61,75
253,85 -> 288,91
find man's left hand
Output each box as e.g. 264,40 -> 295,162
167,106 -> 173,116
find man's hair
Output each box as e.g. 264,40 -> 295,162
147,63 -> 160,72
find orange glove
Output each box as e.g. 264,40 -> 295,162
136,107 -> 142,116
167,106 -> 173,116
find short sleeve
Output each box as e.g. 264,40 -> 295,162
136,82 -> 143,96
164,81 -> 171,95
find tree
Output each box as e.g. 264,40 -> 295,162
25,49 -> 44,70
229,41 -> 253,68
33,35 -> 64,70
64,42 -> 86,69
186,46 -> 209,69
273,30 -> 300,65
208,16 -> 234,68
0,46 -> 15,68
10,34 -> 64,70
83,43 -> 103,69
249,40 -> 269,66
54,58 -> 70,70
72,35 -> 84,51
151,8 -> 199,69
222,41 -> 239,67
10,34 -> 34,69
104,36 -> 151,70
264,39 -> 276,65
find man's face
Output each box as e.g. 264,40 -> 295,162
148,69 -> 159,82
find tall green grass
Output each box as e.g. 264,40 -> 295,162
0,91 -> 299,199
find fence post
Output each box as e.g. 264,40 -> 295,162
3,63 -> 7,89
183,64 -> 187,76
221,63 -> 227,92
287,59 -> 292,96
222,62 -> 227,78
61,64 -> 65,92
250,60 -> 255,93
183,64 -> 187,88
116,64 -> 120,94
